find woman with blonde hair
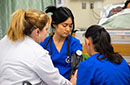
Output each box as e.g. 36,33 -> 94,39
0,9 -> 76,85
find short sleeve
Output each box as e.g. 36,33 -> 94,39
77,61 -> 94,85
70,36 -> 82,53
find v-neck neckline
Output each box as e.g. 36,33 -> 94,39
52,38 -> 67,54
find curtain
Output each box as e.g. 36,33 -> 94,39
0,0 -> 56,39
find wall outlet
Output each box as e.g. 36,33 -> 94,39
90,2 -> 94,9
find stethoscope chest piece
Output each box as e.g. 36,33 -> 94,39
65,56 -> 71,63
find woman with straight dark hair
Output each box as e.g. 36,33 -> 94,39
77,25 -> 130,85
40,6 -> 82,79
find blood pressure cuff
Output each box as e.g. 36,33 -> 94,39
69,51 -> 83,79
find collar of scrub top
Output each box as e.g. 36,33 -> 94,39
44,35 -> 71,63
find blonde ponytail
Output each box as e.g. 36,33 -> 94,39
7,9 -> 26,42
7,9 -> 50,42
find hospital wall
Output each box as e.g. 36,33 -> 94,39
65,0 -> 124,29
64,0 -> 130,64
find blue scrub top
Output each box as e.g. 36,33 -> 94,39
77,53 -> 130,85
40,35 -> 82,79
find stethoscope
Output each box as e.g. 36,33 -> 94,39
44,35 -> 71,63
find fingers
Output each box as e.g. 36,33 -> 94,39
70,70 -> 78,85
74,70 -> 77,77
